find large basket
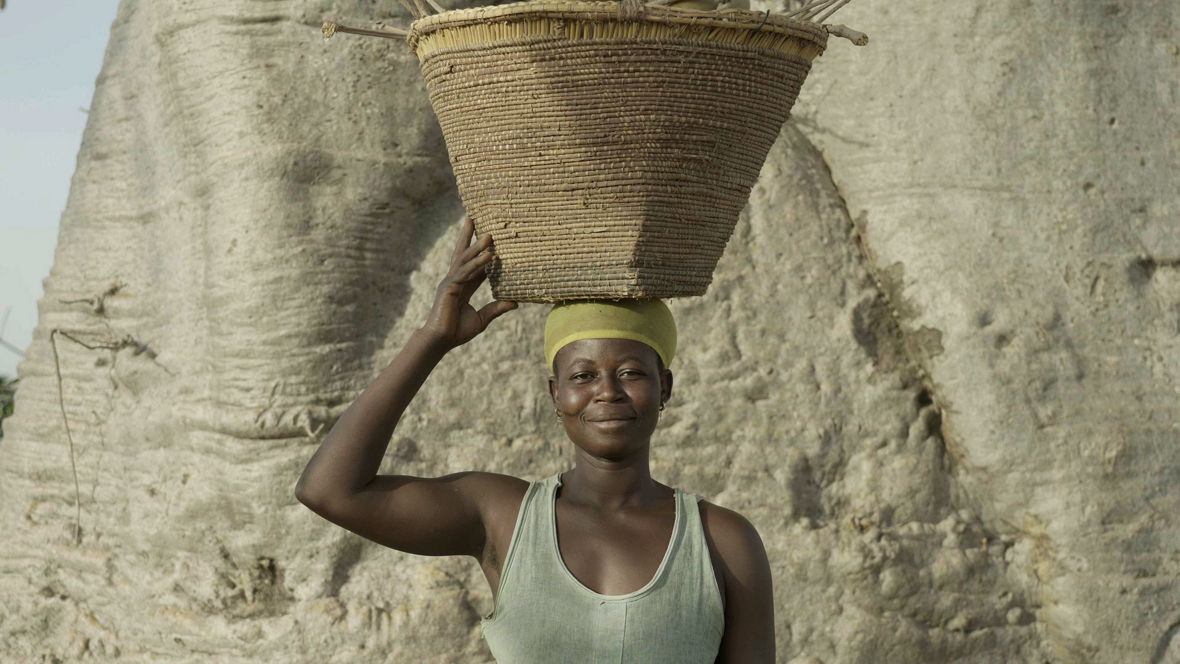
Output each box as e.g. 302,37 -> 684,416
407,0 -> 830,302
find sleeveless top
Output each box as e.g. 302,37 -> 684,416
481,474 -> 725,663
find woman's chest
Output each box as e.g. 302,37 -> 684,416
554,502 -> 676,596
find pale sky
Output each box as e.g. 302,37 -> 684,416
0,1 -> 122,377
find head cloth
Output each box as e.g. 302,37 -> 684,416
545,300 -> 677,370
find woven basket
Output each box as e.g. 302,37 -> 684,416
407,0 -> 830,302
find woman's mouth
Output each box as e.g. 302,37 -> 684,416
585,416 -> 636,431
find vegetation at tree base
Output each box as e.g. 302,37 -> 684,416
0,375 -> 16,439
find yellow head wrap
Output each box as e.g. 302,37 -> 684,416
545,300 -> 677,370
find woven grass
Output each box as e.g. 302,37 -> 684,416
407,1 -> 829,301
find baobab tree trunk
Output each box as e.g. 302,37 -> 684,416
1,0 -> 1177,662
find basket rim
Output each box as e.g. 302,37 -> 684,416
407,1 -> 828,52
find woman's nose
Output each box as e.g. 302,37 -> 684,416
593,375 -> 626,401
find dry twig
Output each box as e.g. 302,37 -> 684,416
50,328 -> 167,546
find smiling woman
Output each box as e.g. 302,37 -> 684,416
547,300 -> 675,464
296,220 -> 774,663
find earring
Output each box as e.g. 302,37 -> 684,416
659,402 -> 665,411
554,408 -> 563,426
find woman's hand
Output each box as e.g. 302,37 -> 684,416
422,218 -> 517,349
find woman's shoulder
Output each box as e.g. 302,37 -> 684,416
453,471 -> 531,509
697,500 -> 763,542
696,500 -> 776,659
696,500 -> 771,581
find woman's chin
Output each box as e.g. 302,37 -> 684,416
567,424 -> 654,460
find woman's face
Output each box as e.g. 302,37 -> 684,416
549,338 -> 673,461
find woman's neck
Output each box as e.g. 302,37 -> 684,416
561,450 -> 668,510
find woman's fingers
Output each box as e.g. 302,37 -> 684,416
426,222 -> 514,346
478,300 -> 518,328
450,218 -> 476,266
454,233 -> 492,268
451,247 -> 495,285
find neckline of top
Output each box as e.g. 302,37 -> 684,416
547,473 -> 682,602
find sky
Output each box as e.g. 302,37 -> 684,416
0,1 -> 122,378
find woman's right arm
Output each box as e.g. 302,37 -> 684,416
295,218 -> 519,558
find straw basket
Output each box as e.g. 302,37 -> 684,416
328,0 -> 864,302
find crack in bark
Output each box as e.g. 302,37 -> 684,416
788,122 -> 962,488
796,126 -> 946,427
1152,619 -> 1180,664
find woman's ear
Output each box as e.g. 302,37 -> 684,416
548,374 -> 559,406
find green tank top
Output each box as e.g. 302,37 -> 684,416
481,474 -> 724,663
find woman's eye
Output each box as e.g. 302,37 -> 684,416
571,372 -> 593,381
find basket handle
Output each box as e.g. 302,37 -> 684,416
322,21 -> 409,40
824,24 -> 868,45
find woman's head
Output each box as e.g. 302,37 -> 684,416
544,300 -> 676,372
546,301 -> 676,460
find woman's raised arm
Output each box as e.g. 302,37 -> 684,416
295,218 -> 519,558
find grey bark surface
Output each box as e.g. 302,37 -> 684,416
1,0 -> 1176,662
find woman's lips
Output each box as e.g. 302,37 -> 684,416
586,417 -> 635,428
586,413 -> 636,422
586,407 -> 637,422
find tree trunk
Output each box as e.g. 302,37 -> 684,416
1,0 -> 1176,662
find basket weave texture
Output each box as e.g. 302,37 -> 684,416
409,1 -> 828,302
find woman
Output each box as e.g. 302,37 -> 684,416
296,219 -> 774,662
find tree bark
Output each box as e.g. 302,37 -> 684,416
1,0 -> 1176,662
